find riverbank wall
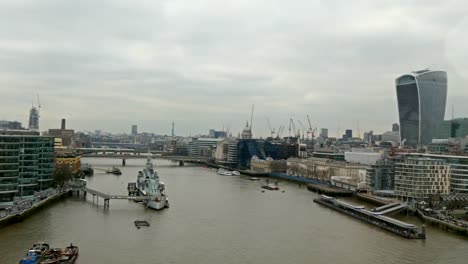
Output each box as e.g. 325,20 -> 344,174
268,172 -> 330,185
416,209 -> 468,236
0,192 -> 68,230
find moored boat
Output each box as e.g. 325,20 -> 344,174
136,155 -> 169,210
217,168 -> 239,176
39,248 -> 62,264
58,244 -> 78,264
105,166 -> 121,175
20,243 -> 50,264
261,184 -> 279,190
80,164 -> 94,176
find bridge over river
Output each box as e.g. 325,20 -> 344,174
75,147 -> 214,166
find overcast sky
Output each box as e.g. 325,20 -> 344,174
1,0 -> 467,137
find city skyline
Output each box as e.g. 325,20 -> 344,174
0,1 -> 468,137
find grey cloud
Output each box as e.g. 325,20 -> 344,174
0,0 -> 467,137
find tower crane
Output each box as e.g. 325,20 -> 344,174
288,118 -> 298,137
307,115 -> 314,139
277,125 -> 284,138
297,120 -> 310,139
266,118 -> 275,138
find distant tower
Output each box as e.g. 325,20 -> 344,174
345,129 -> 352,139
171,121 -> 175,137
392,123 -> 400,132
28,107 -> 39,131
61,118 -> 66,130
131,125 -> 138,136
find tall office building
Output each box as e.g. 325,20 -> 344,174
392,123 -> 400,132
344,129 -> 352,139
28,107 -> 40,131
396,70 -> 447,148
131,125 -> 138,136
320,128 -> 328,138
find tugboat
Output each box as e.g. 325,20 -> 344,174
20,243 -> 50,264
80,164 -> 94,176
39,248 -> 62,264
58,244 -> 78,264
136,155 -> 169,210
105,166 -> 122,175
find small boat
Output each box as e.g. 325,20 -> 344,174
20,243 -> 50,264
58,244 -> 78,264
250,177 -> 260,181
39,248 -> 62,264
105,167 -> 122,175
80,164 -> 94,176
217,168 -> 239,176
261,184 -> 279,190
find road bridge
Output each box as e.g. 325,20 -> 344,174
74,148 -> 214,166
82,154 -> 213,166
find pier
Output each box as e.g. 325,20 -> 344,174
307,184 -> 354,197
314,195 -> 425,239
68,180 -> 148,209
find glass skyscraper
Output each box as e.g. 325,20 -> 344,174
395,70 -> 447,148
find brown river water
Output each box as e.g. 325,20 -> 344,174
0,158 -> 467,264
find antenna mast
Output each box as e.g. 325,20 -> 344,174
250,104 -> 254,131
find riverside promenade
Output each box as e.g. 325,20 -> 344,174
0,189 -> 67,229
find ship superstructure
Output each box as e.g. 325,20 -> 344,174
136,156 -> 169,210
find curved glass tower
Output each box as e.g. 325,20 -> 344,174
395,70 -> 447,148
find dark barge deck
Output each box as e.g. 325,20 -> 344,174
314,195 -> 425,239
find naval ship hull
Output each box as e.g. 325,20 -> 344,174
145,197 -> 169,210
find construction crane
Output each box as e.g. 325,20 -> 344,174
307,115 -> 314,139
37,94 -> 41,110
297,120 -> 310,139
250,104 -> 254,131
289,118 -> 297,137
266,118 -> 275,138
277,125 -> 284,138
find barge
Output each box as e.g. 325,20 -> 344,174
314,195 -> 426,239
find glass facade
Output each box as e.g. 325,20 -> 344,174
433,118 -> 468,139
0,135 -> 54,203
396,70 -> 447,147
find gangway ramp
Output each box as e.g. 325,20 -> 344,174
372,203 -> 408,215
82,187 -> 148,208
374,202 -> 401,212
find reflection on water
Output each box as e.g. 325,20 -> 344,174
0,158 -> 467,264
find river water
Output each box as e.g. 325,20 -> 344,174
0,158 -> 467,264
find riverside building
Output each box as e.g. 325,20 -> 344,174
394,157 -> 450,201
404,153 -> 468,194
0,131 -> 54,204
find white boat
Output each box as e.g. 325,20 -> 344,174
136,156 -> 169,210
217,168 -> 239,176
